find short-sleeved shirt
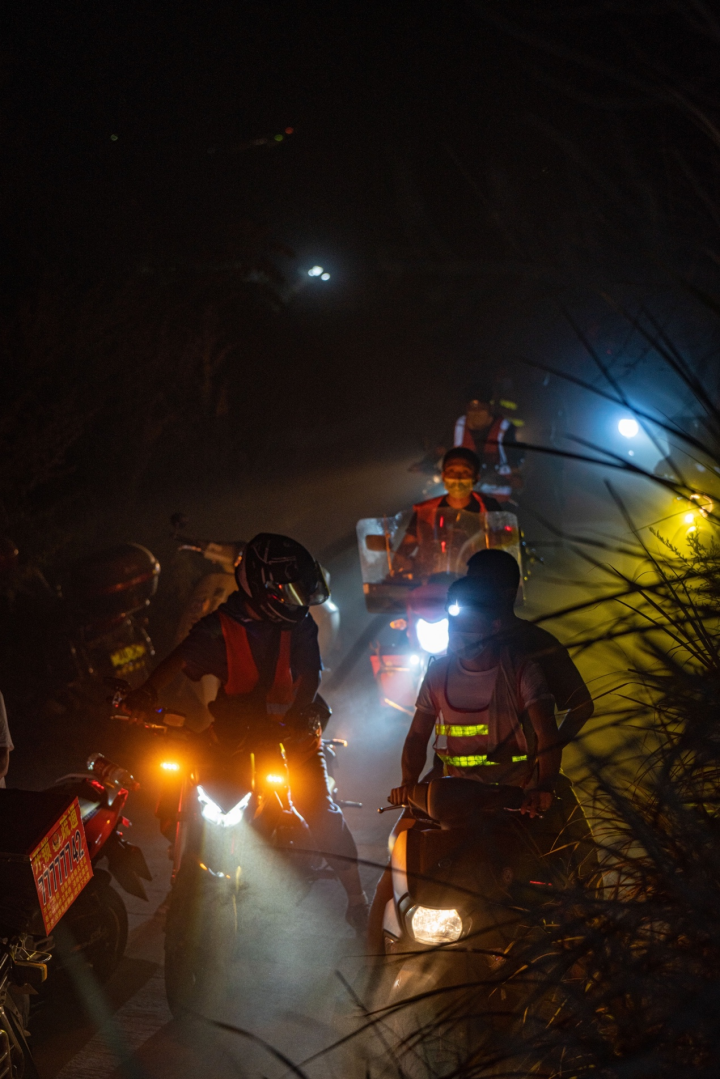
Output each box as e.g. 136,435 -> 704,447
498,619 -> 590,717
416,656 -> 551,714
177,590 -> 321,698
415,618 -> 590,727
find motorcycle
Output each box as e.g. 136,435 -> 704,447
45,750 -> 152,985
375,778 -> 555,1075
356,508 -> 523,715
108,682 -> 357,1017
0,787 -> 104,1076
169,514 -> 340,724
0,542 -> 160,715
61,543 -> 160,692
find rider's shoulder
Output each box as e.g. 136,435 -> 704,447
506,618 -> 568,660
185,608 -> 224,640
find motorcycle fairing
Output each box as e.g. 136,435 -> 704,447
391,809 -> 545,955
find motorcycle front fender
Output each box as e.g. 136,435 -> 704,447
105,834 -> 152,900
383,947 -> 488,1009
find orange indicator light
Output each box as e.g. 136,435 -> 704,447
161,761 -> 180,772
265,773 -> 285,785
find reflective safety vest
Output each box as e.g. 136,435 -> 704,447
425,652 -> 534,784
218,612 -> 296,715
413,491 -> 490,533
454,415 -> 512,474
454,414 -> 514,499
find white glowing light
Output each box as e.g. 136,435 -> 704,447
684,513 -> 695,524
409,654 -> 421,666
416,617 -> 449,655
409,905 -> 463,945
320,272 -> 331,281
448,603 -> 461,617
308,265 -> 324,277
618,418 -> 639,438
197,787 -> 251,828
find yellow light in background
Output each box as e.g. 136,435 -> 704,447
265,773 -> 285,785
161,761 -> 180,772
684,513 -> 695,524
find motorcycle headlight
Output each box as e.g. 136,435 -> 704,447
409,905 -> 463,945
196,787 -> 251,828
415,617 -> 449,655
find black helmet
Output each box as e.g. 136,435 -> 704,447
236,533 -> 329,624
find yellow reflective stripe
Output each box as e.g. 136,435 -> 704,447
439,754 -> 497,767
435,723 -> 489,737
438,753 -> 528,767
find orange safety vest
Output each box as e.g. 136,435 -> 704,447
218,612 -> 296,711
454,415 -> 510,468
413,491 -> 490,530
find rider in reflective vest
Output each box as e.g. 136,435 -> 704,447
411,575 -> 557,801
125,533 -> 369,932
367,552 -> 597,949
394,448 -> 501,576
454,392 -> 523,502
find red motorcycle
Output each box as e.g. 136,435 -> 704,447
47,751 -> 152,983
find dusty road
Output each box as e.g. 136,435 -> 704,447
13,447 -> 710,1078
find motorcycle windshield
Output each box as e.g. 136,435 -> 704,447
357,509 -> 521,613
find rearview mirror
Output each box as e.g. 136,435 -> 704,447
365,535 -> 388,552
163,712 -> 186,728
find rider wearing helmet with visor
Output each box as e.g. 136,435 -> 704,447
126,533 -> 368,931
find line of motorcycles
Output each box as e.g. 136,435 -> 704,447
0,495 -> 554,1074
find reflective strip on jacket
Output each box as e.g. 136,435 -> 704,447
425,651 -> 535,785
454,415 -> 512,474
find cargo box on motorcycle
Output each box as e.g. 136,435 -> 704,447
0,789 -> 93,936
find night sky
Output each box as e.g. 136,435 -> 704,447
0,2 -> 717,538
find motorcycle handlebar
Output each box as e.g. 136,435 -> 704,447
110,710 -> 181,734
405,778 -> 525,821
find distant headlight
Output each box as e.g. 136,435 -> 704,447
416,617 -> 449,655
197,787 -> 251,828
409,905 -> 463,944
618,417 -> 639,438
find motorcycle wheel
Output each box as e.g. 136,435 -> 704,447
57,874 -> 128,985
164,863 -> 237,1019
87,881 -> 129,982
374,952 -> 500,1079
0,996 -> 40,1079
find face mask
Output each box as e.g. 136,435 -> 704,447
448,630 -> 488,659
445,478 -> 474,500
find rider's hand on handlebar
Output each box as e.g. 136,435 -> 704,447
520,789 -> 553,817
388,785 -> 410,807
